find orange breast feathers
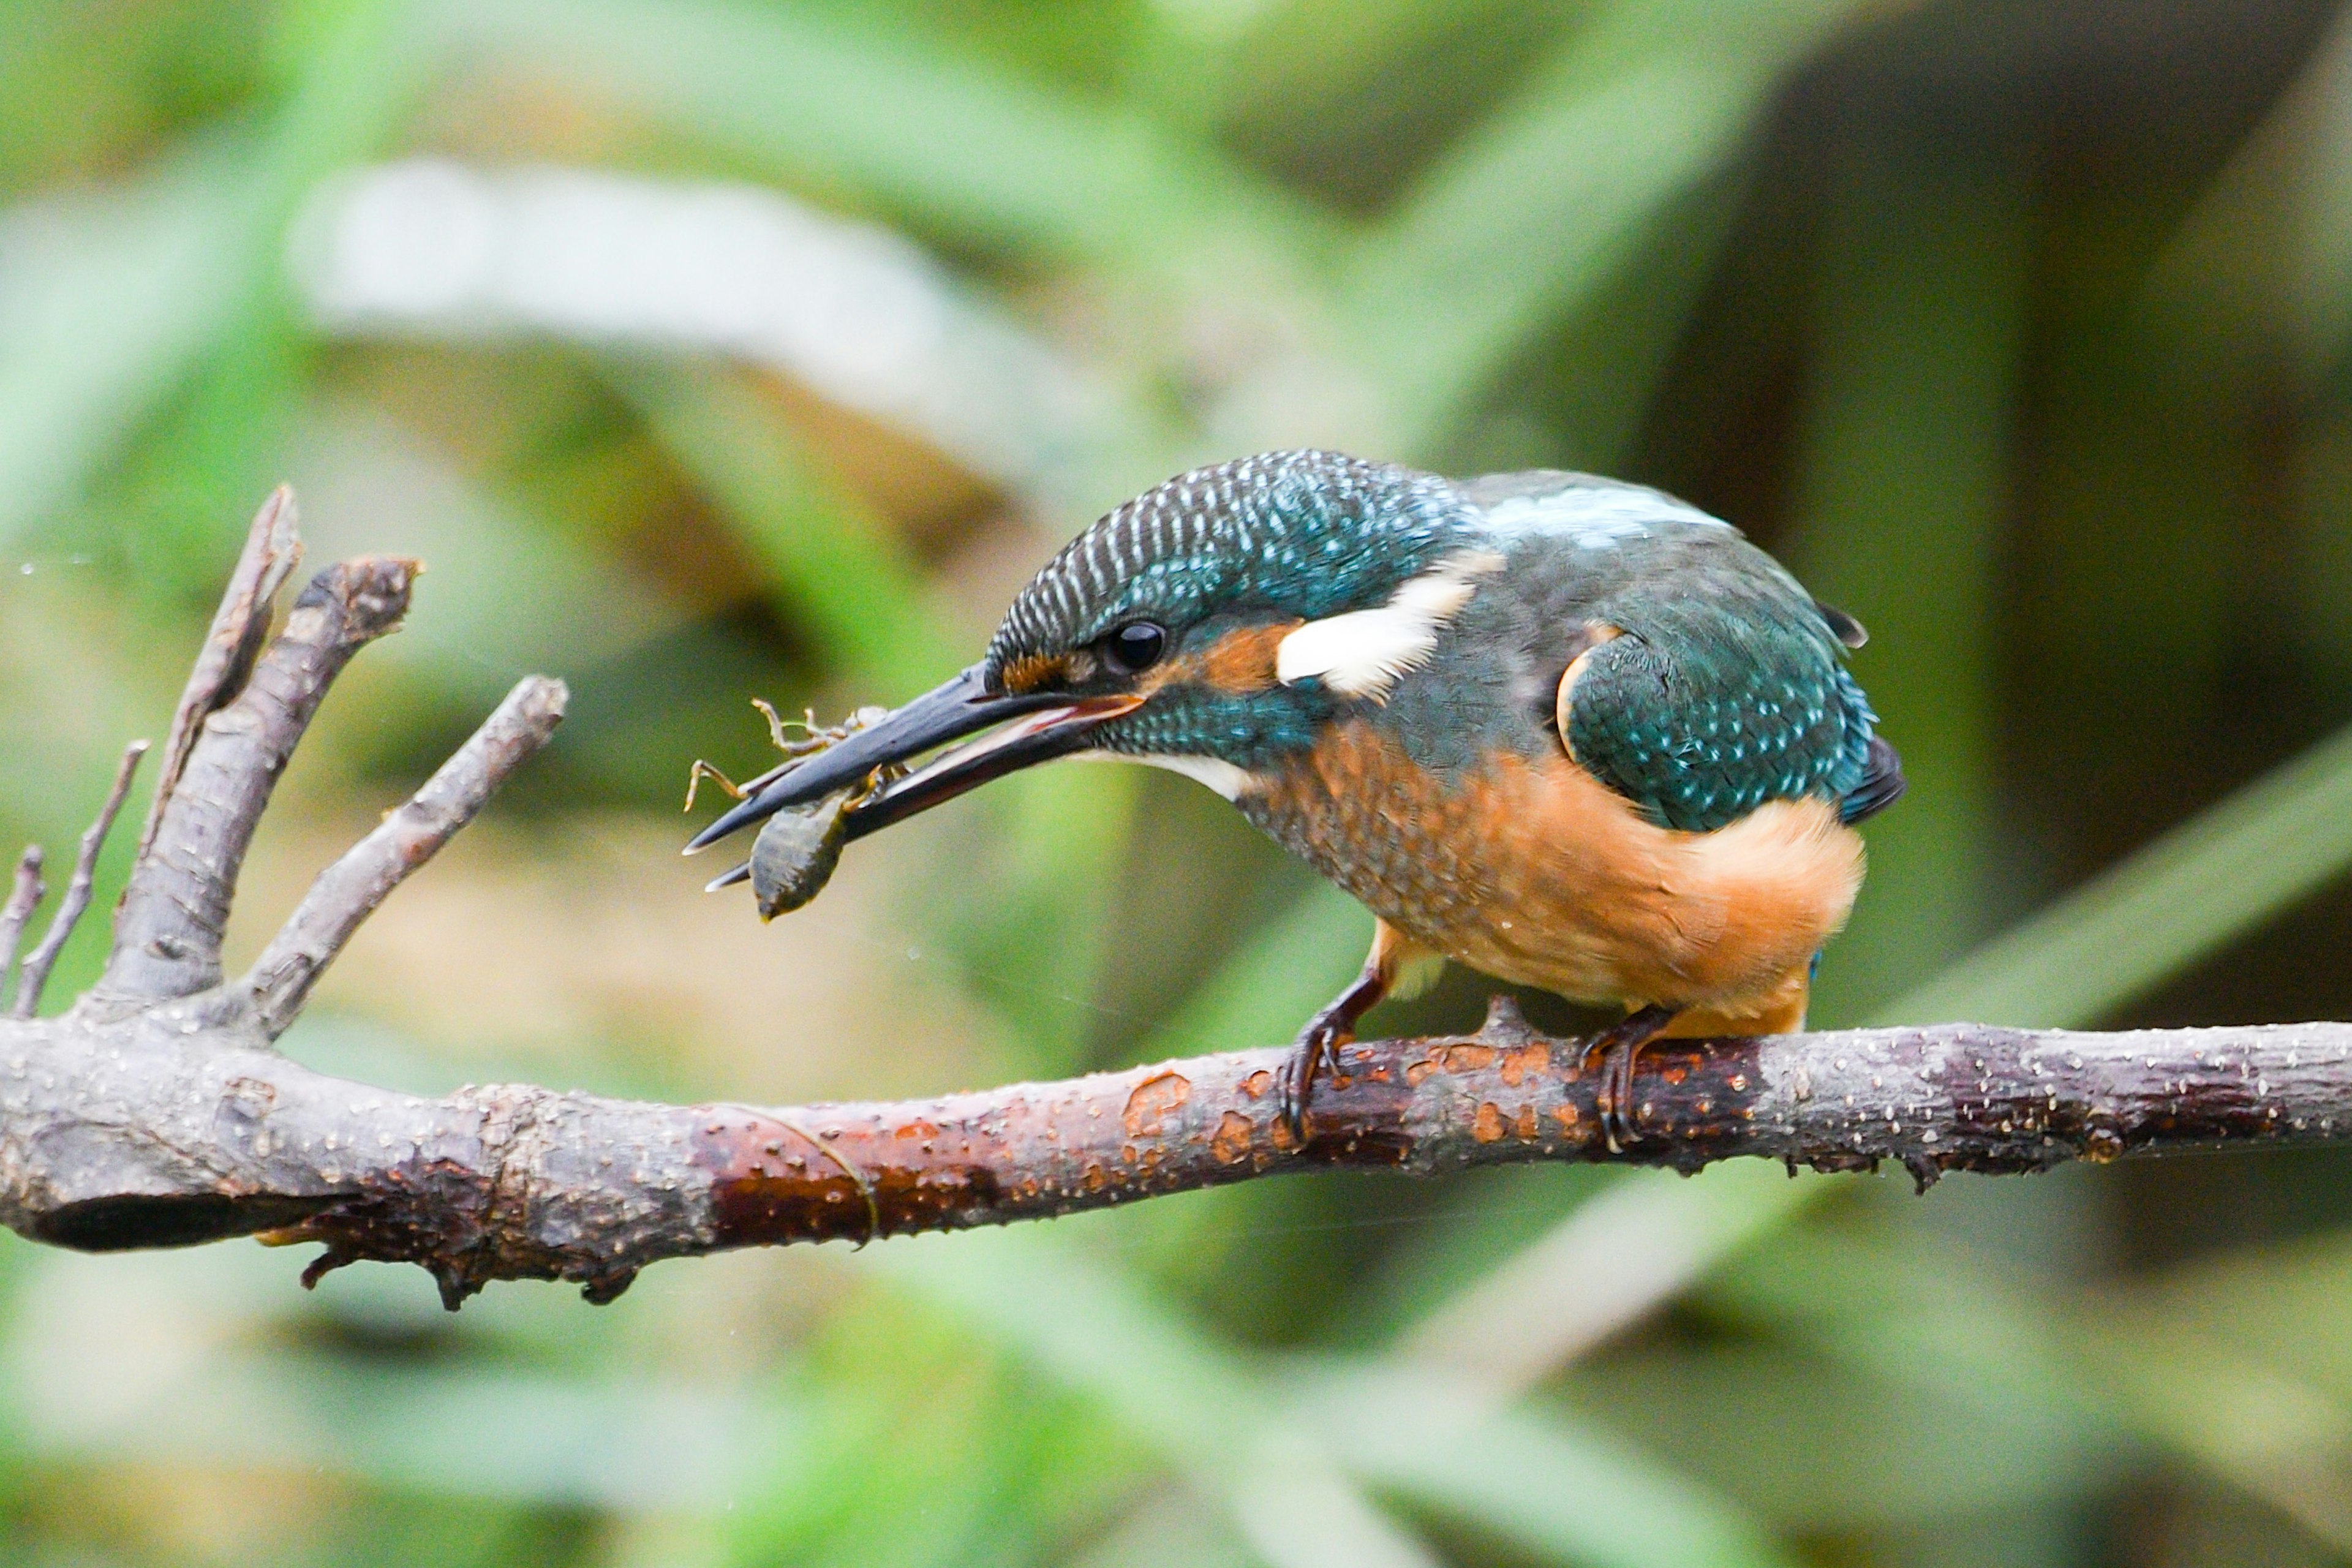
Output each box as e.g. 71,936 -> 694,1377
1247,722 -> 1864,1020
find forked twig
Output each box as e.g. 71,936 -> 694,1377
134,486 -> 300,861
11,742 -> 148,1020
102,552 -> 418,1003
0,847 -> 45,1005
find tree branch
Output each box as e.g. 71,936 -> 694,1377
4,489 -> 2351,1309
101,548 -> 417,1003
10,741 -> 146,1019
239,677 -> 568,1038
132,484 -> 301,862
0,846 -> 43,1006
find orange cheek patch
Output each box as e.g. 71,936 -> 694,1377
1199,622 -> 1300,693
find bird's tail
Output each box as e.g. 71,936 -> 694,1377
1839,734 -> 1906,824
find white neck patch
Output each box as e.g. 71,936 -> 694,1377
1275,550 -> 1502,701
1073,750 -> 1256,801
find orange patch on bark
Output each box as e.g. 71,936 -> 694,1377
1473,1102 -> 1508,1142
1431,1043 -> 1496,1074
1210,1111 -> 1254,1165
1496,1042 -> 1548,1087
1122,1071 -> 1191,1137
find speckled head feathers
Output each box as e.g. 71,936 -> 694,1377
984,450 -> 1467,686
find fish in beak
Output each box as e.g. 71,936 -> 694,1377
684,664 -> 1142,873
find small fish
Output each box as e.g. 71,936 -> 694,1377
748,786 -> 856,919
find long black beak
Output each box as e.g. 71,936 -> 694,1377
684,665 -> 1136,854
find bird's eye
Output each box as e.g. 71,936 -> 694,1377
1104,621 -> 1166,674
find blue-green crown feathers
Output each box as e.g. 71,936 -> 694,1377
986,450 -> 1466,675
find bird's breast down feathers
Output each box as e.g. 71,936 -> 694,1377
1237,719 -> 1863,1011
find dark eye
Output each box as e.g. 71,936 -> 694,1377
1104,621 -> 1166,674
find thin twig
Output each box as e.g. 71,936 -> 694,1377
10,742 -> 148,1020
242,678 -> 568,1036
133,486 -> 301,862
0,846 -> 44,1004
102,556 -> 418,1004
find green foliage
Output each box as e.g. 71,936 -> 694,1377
4,1 -> 2352,1564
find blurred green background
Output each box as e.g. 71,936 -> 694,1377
8,0 -> 2352,1562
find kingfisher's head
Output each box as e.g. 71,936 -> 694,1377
685,450 -> 1485,857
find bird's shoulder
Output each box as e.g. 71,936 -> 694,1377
1436,470 -> 1885,834
1456,467 -> 1736,536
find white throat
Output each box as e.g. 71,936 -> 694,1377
1074,750 -> 1255,801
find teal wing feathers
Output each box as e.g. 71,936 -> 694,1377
1562,595 -> 1887,834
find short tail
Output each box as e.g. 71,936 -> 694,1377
1839,734 -> 1905,824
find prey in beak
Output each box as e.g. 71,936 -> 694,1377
684,663 -> 1141,906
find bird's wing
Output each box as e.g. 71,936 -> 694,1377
1557,594 -> 1880,834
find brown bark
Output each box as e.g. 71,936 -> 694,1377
1,489 -> 2345,1309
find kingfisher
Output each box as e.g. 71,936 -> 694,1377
686,450 -> 1902,1148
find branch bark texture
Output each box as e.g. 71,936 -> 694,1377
1,488 -> 2347,1308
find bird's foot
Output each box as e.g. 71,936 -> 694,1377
1580,1005 -> 1675,1153
1276,1007 -> 1354,1145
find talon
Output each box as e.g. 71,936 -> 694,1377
1579,1005 -> 1675,1153
1278,1020 -> 1346,1144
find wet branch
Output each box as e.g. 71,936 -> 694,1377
2,489 -> 2350,1308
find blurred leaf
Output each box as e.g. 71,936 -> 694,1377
1321,1365 -> 1804,1568
728,1287 -> 1144,1568
0,0 -> 434,551
1709,1221 -> 2352,1552
1144,881 -> 1371,1060
10,1336 -> 782,1512
892,1225 -> 1795,1568
1395,1161 -> 1830,1390
0,141 -> 249,551
612,360 -> 951,698
290,405 -> 693,709
886,1227 -> 1445,1568
1897,717 -> 2352,1027
1561,1340 -> 2119,1530
450,0 -> 1338,278
1345,0 -> 1887,443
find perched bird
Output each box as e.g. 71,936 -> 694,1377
687,450 -> 1902,1147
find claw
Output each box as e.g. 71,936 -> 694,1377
1580,1004 -> 1675,1153
1277,1017 -> 1348,1144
